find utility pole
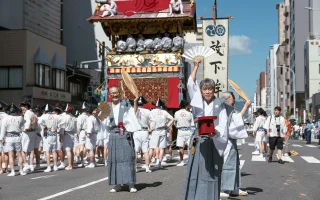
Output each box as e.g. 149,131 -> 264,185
98,41 -> 106,85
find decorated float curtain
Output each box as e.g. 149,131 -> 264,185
116,0 -> 171,13
108,77 -> 179,108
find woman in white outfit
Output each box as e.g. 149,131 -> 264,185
253,109 -> 268,157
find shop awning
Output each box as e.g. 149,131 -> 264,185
35,47 -> 51,66
52,53 -> 66,71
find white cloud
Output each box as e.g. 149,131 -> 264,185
229,35 -> 253,55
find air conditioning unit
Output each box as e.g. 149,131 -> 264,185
83,92 -> 88,100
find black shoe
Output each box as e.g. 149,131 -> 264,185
268,157 -> 272,163
278,159 -> 284,164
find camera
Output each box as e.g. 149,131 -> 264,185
276,125 -> 280,134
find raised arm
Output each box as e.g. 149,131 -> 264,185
134,96 -> 139,114
190,58 -> 201,82
240,100 -> 251,117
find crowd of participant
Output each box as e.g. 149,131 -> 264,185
0,98 -> 195,177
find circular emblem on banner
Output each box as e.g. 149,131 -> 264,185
180,112 -> 186,117
205,25 -> 216,36
215,25 -> 226,36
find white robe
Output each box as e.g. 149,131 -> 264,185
105,106 -> 141,133
223,112 -> 248,163
187,76 -> 228,156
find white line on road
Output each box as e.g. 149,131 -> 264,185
240,160 -> 245,170
251,155 -> 266,162
305,145 -> 317,148
291,144 -> 303,147
38,177 -> 109,200
31,175 -> 57,180
282,156 -> 294,163
248,143 -> 255,146
301,156 -> 320,164
276,154 -> 294,163
239,154 -> 242,158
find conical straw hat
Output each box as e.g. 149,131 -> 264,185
121,69 -> 139,98
228,79 -> 250,101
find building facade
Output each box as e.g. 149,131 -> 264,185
276,3 -> 286,44
290,0 -> 311,121
304,40 -> 320,116
63,0 -> 112,87
0,0 -> 90,106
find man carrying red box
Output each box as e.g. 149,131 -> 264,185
182,58 -> 234,200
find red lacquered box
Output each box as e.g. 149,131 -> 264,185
196,116 -> 217,136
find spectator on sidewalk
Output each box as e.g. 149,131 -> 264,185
305,120 -> 313,144
283,119 -> 292,156
315,119 -> 320,145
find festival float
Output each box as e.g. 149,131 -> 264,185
88,0 -> 197,109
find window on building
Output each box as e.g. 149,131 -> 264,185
35,64 -> 50,87
0,67 -> 23,89
52,69 -> 65,90
69,82 -> 81,96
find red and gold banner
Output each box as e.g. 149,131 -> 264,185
108,77 -> 179,108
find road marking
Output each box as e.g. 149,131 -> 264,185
38,177 -> 109,200
301,156 -> 320,163
239,154 -> 242,158
305,145 -> 317,148
251,155 -> 266,161
240,160 -> 245,170
292,144 -> 303,147
248,143 -> 255,146
276,154 -> 294,163
31,175 -> 57,180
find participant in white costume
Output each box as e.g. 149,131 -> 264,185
0,102 -> 8,174
149,98 -> 174,169
1,104 -> 26,176
174,100 -> 194,166
61,104 -> 77,170
220,92 -> 250,198
39,105 -> 64,172
253,108 -> 268,158
85,108 -> 100,168
20,100 -> 36,173
133,96 -> 152,173
107,86 -> 141,193
76,103 -> 90,167
183,58 -> 233,200
54,105 -> 65,170
32,105 -> 43,170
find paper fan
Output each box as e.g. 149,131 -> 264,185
228,79 -> 250,101
97,101 -> 111,121
121,69 -> 139,98
182,46 -> 216,61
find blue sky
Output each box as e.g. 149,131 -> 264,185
196,0 -> 280,101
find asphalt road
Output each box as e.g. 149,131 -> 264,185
1,137 -> 320,200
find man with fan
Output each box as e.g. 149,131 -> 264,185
183,58 -> 235,200
107,86 -> 141,193
220,91 -> 250,198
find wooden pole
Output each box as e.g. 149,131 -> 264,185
214,0 -> 217,18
